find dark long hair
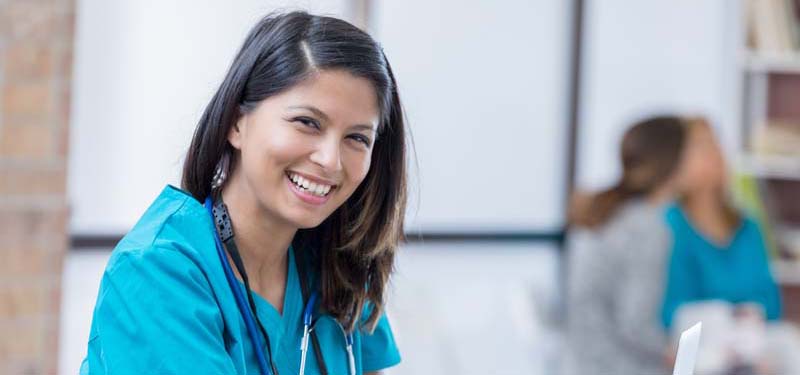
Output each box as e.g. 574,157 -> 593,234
570,115 -> 688,228
181,11 -> 406,332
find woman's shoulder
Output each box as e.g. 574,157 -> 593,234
663,201 -> 684,224
737,214 -> 768,245
567,200 -> 665,250
601,200 -> 668,236
86,188 -> 236,374
739,214 -> 761,231
107,185 -> 217,276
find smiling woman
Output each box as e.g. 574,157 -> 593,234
81,11 -> 406,375
226,69 -> 381,230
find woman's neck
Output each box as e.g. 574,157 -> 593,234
682,187 -> 733,246
684,187 -> 722,213
221,177 -> 297,312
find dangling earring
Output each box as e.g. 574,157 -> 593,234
211,152 -> 230,189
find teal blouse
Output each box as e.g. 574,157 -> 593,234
661,203 -> 781,329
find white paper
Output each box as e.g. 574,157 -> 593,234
673,322 -> 702,375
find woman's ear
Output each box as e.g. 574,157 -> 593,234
228,116 -> 246,150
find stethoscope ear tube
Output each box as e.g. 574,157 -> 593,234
299,292 -> 318,375
208,195 -> 357,375
205,197 -> 273,375
298,323 -> 311,375
304,293 -> 318,325
346,335 -> 356,375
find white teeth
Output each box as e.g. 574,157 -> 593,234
288,172 -> 333,197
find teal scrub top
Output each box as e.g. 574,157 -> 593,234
661,203 -> 782,329
80,185 -> 401,375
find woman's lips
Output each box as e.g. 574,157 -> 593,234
286,173 -> 332,205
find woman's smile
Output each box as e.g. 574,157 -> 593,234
285,170 -> 337,206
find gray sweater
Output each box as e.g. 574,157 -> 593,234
563,200 -> 671,375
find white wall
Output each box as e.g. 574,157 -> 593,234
576,0 -> 742,191
59,250 -> 111,375
62,2 -> 748,374
373,0 -> 572,232
65,4 -> 571,375
386,242 -> 561,375
68,0 -> 351,234
68,0 -> 747,230
68,0 -> 574,235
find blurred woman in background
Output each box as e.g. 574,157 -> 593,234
661,117 -> 780,329
661,118 -> 799,374
564,115 -> 690,375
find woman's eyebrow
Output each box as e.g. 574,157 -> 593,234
287,105 -> 330,121
289,105 -> 377,133
351,124 -> 377,133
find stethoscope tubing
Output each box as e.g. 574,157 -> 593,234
206,196 -> 356,375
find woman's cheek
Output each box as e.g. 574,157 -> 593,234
355,157 -> 372,185
268,132 -> 311,163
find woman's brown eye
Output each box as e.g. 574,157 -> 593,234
349,134 -> 371,146
295,117 -> 320,130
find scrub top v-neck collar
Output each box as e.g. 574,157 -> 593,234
236,247 -> 303,356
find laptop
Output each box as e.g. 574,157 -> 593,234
673,322 -> 702,375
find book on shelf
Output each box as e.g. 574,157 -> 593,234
783,229 -> 800,258
752,120 -> 800,157
742,121 -> 800,180
747,0 -> 800,54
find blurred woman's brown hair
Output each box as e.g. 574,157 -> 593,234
570,115 -> 689,228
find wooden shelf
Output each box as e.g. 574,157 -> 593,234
736,153 -> 800,180
742,2 -> 800,319
744,51 -> 800,74
774,259 -> 800,285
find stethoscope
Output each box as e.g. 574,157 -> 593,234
205,196 -> 355,375
298,293 -> 356,375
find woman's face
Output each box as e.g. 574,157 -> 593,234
227,69 -> 379,229
677,121 -> 727,195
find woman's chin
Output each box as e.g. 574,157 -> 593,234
287,213 -> 329,230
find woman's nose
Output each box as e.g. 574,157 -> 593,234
309,137 -> 343,173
